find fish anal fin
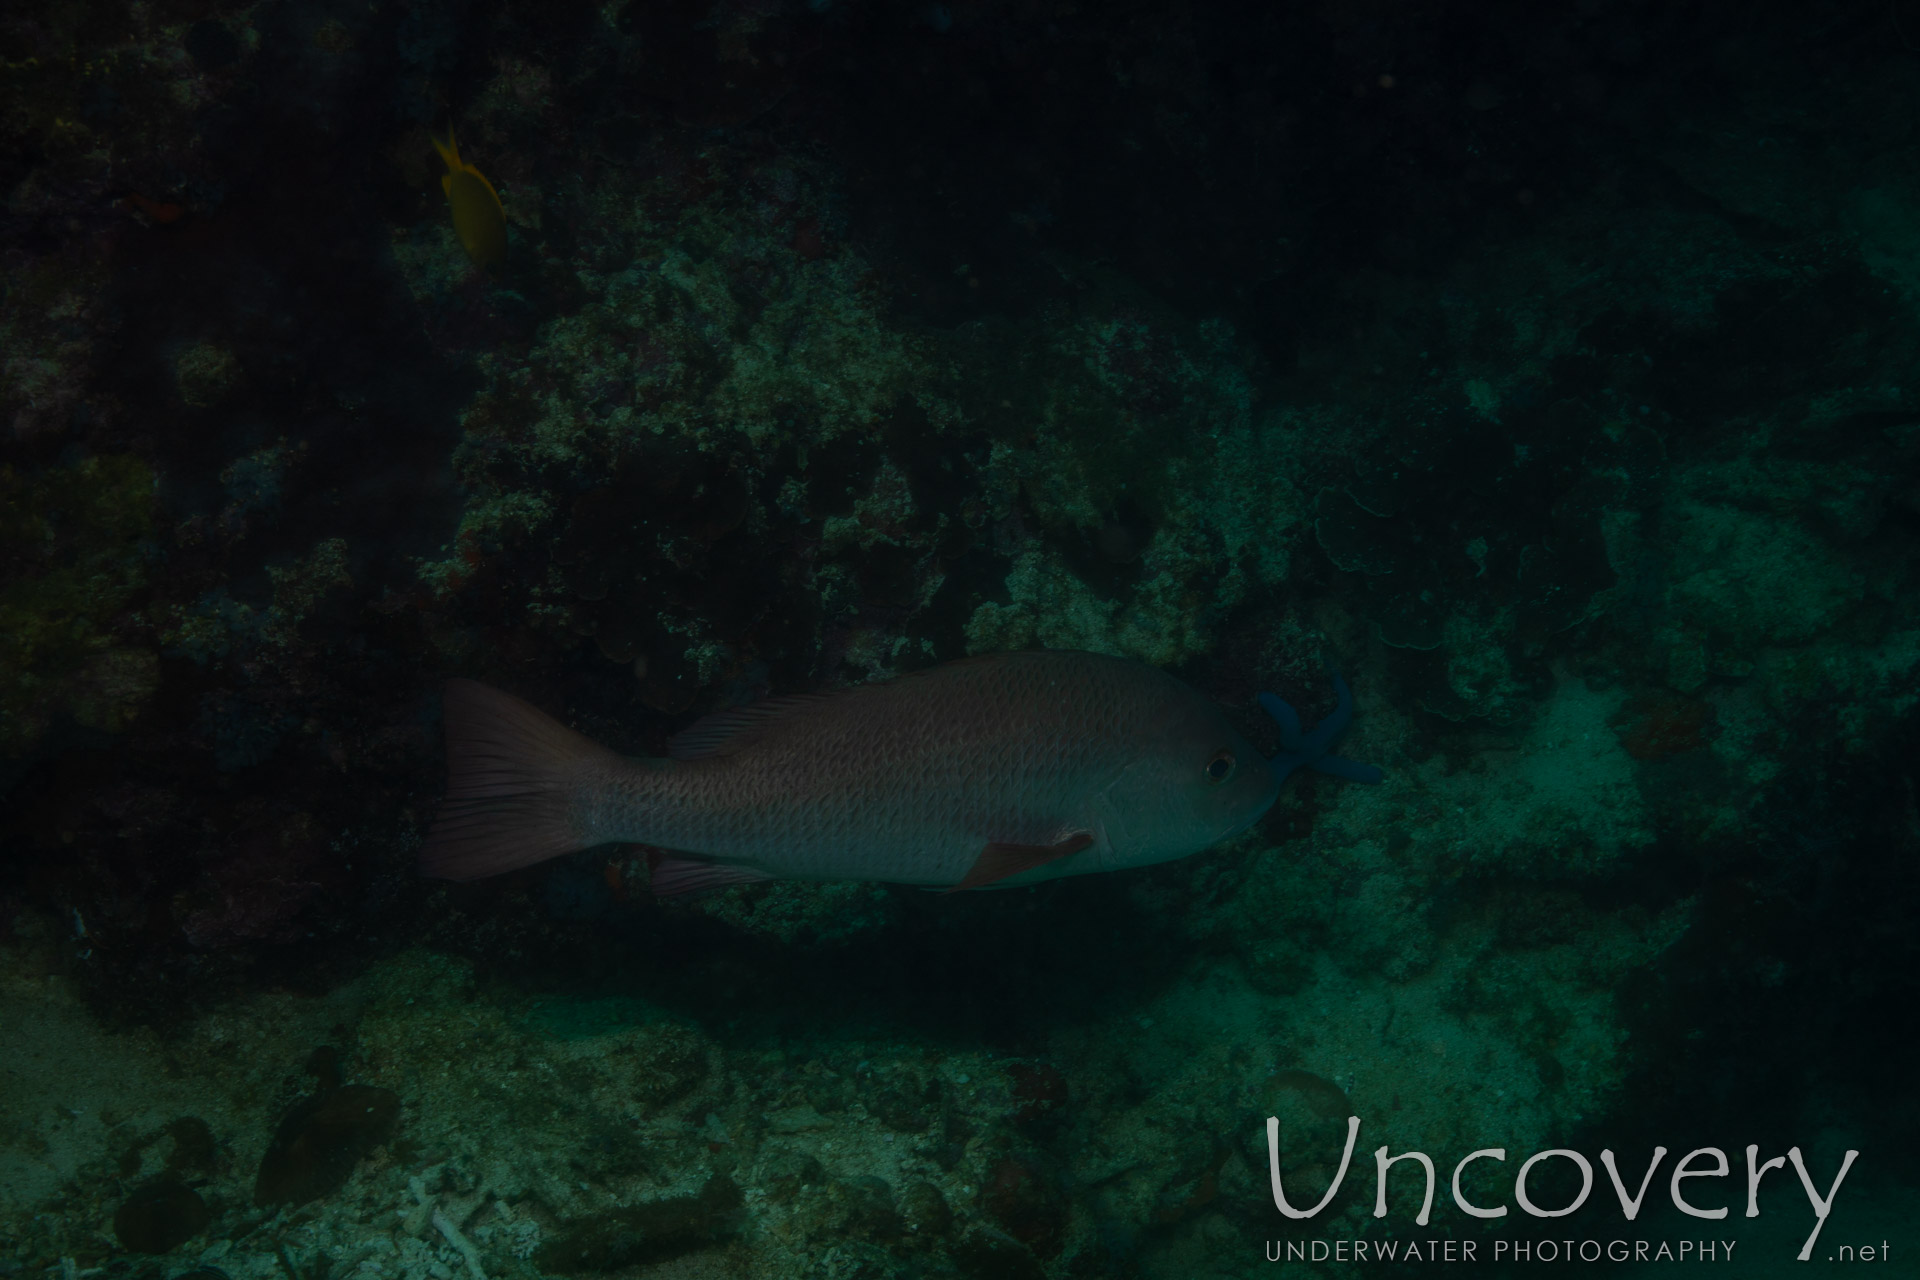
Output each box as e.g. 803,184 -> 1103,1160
647,854 -> 772,898
951,832 -> 1094,892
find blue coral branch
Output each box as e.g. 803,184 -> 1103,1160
1258,669 -> 1385,786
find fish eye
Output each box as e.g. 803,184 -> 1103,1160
1206,750 -> 1236,784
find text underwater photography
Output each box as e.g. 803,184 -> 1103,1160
1253,1118 -> 1881,1267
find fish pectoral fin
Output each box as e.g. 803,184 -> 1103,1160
647,855 -> 772,898
950,832 -> 1095,892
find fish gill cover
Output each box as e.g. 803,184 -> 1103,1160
0,0 -> 1916,1276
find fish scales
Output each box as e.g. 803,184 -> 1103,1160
587,652 -> 1175,884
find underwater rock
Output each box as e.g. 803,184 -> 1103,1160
0,453 -> 157,755
1003,1062 -> 1068,1132
755,1150 -> 825,1205
1150,1144 -> 1231,1225
535,1176 -> 742,1273
176,806 -> 332,949
813,1176 -> 902,1244
1312,487 -> 1401,578
980,1156 -> 1067,1258
1610,693 -> 1717,761
67,647 -> 159,733
172,342 -> 242,409
765,1104 -> 830,1134
115,1114 -> 218,1179
253,1082 -> 400,1207
165,1116 -> 217,1174
867,1078 -> 936,1133
898,1179 -> 952,1240
113,1177 -> 210,1252
949,1228 -> 1049,1280
623,1025 -> 712,1105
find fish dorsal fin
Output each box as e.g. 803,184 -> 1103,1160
667,693 -> 834,760
665,653 -> 1085,762
668,656 -> 1098,756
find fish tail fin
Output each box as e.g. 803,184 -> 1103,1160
431,128 -> 460,172
421,679 -> 621,881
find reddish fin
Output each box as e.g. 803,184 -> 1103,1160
647,854 -> 772,898
951,832 -> 1095,892
420,680 -> 623,881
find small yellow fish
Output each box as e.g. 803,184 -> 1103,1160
431,129 -> 506,267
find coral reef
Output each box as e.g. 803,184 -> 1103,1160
3,0 -> 1919,1275
0,454 -> 157,754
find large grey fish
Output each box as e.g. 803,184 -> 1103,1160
421,650 -> 1381,893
